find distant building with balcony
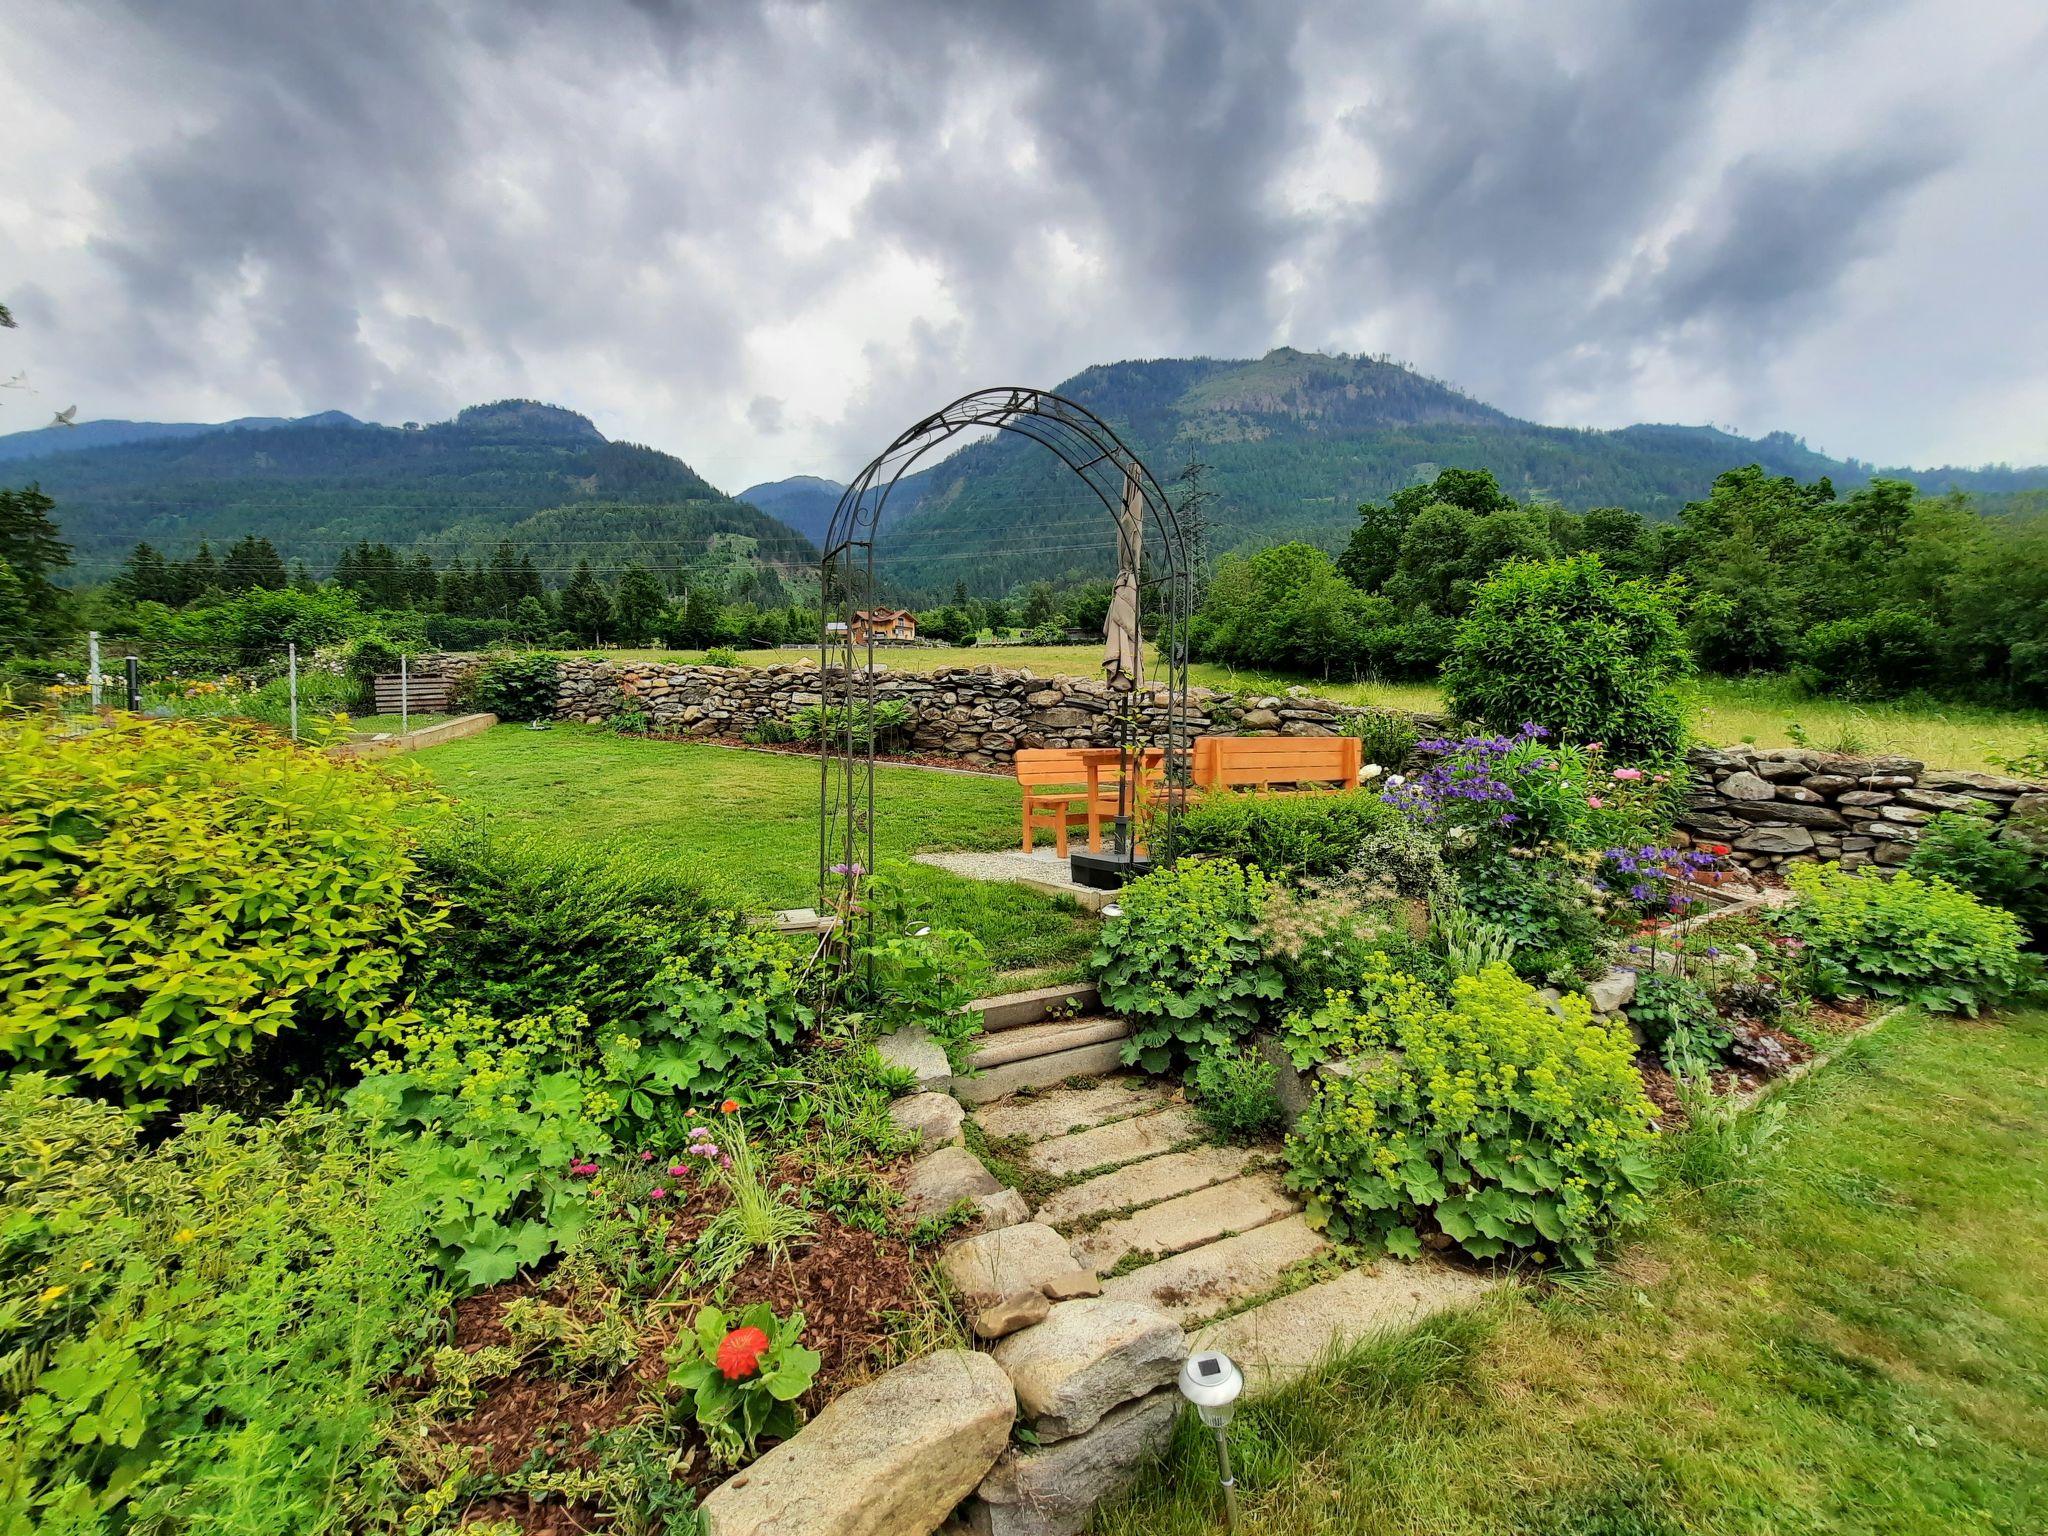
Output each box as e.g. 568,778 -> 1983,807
850,608 -> 917,644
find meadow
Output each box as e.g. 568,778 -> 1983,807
575,644 -> 2047,774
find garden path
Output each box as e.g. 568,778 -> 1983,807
957,984 -> 1495,1388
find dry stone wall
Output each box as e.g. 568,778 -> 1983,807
1678,743 -> 2046,877
549,656 -> 1432,769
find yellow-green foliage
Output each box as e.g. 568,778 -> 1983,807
1277,956 -> 1444,1068
0,714 -> 444,1103
1284,962 -> 1659,1267
1779,862 -> 2027,1014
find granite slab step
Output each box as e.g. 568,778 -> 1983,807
1191,1261 -> 1495,1389
1035,1145 -> 1259,1229
1068,1172 -> 1299,1272
971,981 -> 1102,1032
972,1079 -> 1176,1144
1022,1108 -> 1202,1180
952,1040 -> 1131,1105
968,1015 -> 1131,1071
1099,1214 -> 1329,1325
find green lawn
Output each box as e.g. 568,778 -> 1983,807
1098,1007 -> 2048,1535
410,725 -> 1095,976
559,646 -> 2046,774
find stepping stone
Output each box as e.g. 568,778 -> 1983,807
889,1091 -> 966,1149
900,1145 -> 1002,1221
1191,1261 -> 1496,1390
1068,1172 -> 1298,1273
941,1222 -> 1087,1301
974,1080 -> 1173,1145
1100,1214 -> 1328,1325
1023,1108 -> 1201,1180
877,1026 -> 951,1088
1035,1145 -> 1259,1230
972,981 -> 1101,1032
969,1015 -> 1130,1071
954,1041 -> 1132,1104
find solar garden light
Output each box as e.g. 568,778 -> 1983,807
1100,903 -> 1123,919
1178,1350 -> 1244,1531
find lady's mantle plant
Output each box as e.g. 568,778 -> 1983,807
1283,962 -> 1659,1267
1775,864 -> 2027,1015
665,1303 -> 820,1467
1092,857 -> 1283,1074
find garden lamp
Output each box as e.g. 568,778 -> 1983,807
1178,1350 -> 1244,1530
1100,903 -> 1123,919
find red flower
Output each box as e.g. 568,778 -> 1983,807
720,1098 -> 739,1115
716,1325 -> 771,1380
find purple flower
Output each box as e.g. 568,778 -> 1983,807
1703,946 -> 1722,958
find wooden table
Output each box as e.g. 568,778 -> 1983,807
1079,747 -> 1165,852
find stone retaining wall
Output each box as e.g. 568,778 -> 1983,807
551,656 -> 1433,770
1677,743 -> 2045,876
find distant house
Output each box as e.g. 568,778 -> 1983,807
850,608 -> 917,644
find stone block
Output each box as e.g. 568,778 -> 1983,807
942,1223 -> 1087,1302
902,1146 -> 1005,1221
890,1091 -> 966,1150
1735,825 -> 1814,854
1719,770 -> 1777,801
992,1297 -> 1185,1440
962,1388 -> 1180,1536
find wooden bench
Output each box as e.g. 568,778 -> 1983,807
1015,747 -> 1163,856
1191,734 -> 1363,793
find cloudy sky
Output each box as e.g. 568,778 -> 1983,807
3,0 -> 2045,490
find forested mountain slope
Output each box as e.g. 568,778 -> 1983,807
8,400 -> 815,580
863,349 -> 2048,598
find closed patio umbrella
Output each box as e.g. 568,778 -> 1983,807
1103,469 -> 1144,692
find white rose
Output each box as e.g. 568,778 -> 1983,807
1360,763 -> 1383,780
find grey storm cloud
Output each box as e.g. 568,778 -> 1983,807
1,0 -> 2043,482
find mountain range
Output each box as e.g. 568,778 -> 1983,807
2,400 -> 815,584
8,350 -> 2045,594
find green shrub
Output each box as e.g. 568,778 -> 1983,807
1339,708 -> 1420,770
346,1002 -> 613,1288
1167,787 -> 1396,879
1455,850 -> 1608,985
627,927 -> 815,1119
1277,957 -> 1443,1068
1260,880 -> 1449,1010
1443,555 -> 1691,763
1628,972 -> 1731,1074
703,646 -> 743,668
1907,813 -> 2048,947
1776,864 -> 2027,1014
1190,1043 -> 1284,1143
1796,609 -> 1940,699
467,651 -> 560,721
0,1076 -> 434,1532
413,829 -> 721,1031
788,699 -> 914,751
1093,858 -> 1282,1074
1283,963 -> 1659,1266
0,715 -> 442,1108
1346,818 -> 1459,907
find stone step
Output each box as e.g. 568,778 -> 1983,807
1099,1215 -> 1329,1326
970,981 -> 1103,1033
1068,1172 -> 1299,1272
1035,1145 -> 1259,1229
972,1079 -> 1176,1144
1022,1108 -> 1202,1180
952,1040 -> 1131,1105
968,1014 -> 1131,1071
1191,1261 -> 1496,1390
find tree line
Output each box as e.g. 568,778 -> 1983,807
1189,465 -> 2048,703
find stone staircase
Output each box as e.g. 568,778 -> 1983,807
957,982 -> 1495,1384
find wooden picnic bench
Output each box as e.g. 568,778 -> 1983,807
1191,734 -> 1363,793
1015,746 -> 1165,856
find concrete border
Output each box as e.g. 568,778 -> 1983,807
332,711 -> 496,759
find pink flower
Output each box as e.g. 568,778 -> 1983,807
640,1150 -> 655,1162
670,1164 -> 689,1177
650,1187 -> 668,1200
1585,795 -> 1605,809
569,1161 -> 599,1178
1585,741 -> 1604,753
1611,767 -> 1643,781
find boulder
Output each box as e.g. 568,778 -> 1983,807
942,1223 -> 1087,1302
701,1350 -> 1015,1536
962,1388 -> 1180,1536
891,1092 -> 967,1150
1718,771 -> 1777,801
902,1147 -> 1004,1221
2012,793 -> 2048,830
1582,968 -> 1637,1014
991,1298 -> 1186,1441
878,1028 -> 952,1088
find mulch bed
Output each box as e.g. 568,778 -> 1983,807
419,1159 -> 924,1533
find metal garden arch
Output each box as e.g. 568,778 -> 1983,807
817,386 -> 1196,925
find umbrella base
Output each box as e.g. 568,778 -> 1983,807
1068,848 -> 1154,889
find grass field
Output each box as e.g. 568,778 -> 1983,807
572,645 -> 2047,774
410,725 -> 1094,976
1100,1006 -> 2048,1535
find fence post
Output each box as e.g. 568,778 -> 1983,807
124,656 -> 140,711
88,631 -> 101,709
288,643 -> 299,741
400,653 -> 409,737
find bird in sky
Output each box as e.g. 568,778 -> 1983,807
50,404 -> 77,427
